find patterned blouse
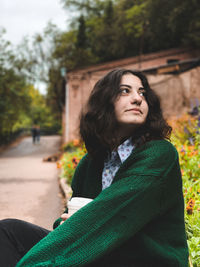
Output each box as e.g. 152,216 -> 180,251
102,138 -> 135,190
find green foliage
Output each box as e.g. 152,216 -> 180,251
0,30 -> 31,141
59,148 -> 85,185
28,85 -> 60,130
76,15 -> 87,48
171,115 -> 200,266
15,23 -> 64,123
167,0 -> 200,47
0,29 -> 61,144
0,69 -> 31,132
59,140 -> 86,184
58,0 -> 200,69
124,2 -> 147,37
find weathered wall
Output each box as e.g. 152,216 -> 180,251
64,48 -> 200,142
148,67 -> 200,118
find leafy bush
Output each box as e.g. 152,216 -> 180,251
171,129 -> 200,266
169,111 -> 200,267
58,140 -> 86,185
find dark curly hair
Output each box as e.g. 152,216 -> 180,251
80,69 -> 172,158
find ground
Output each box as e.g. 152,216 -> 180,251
0,135 -> 64,230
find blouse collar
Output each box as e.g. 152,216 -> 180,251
109,137 -> 135,163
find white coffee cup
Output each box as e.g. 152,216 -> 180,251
67,197 -> 93,216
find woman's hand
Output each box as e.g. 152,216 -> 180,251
60,213 -> 70,225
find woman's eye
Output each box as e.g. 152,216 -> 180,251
138,90 -> 146,97
120,88 -> 129,94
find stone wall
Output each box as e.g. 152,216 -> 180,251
148,67 -> 200,118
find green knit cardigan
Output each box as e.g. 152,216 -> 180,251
17,140 -> 189,267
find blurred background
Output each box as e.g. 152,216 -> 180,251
0,0 -> 200,145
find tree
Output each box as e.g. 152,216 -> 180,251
15,23 -> 66,127
28,85 -> 59,130
76,15 -> 87,49
167,0 -> 200,47
0,67 -> 31,133
0,29 -> 61,144
90,0 -> 117,61
0,29 -> 31,141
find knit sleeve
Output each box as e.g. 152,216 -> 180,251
17,141 -> 182,267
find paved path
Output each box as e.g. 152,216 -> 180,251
0,136 -> 63,230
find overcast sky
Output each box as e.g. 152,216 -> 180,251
0,0 -> 69,45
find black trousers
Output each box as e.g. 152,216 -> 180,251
0,218 -> 50,267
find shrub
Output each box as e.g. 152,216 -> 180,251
58,140 -> 86,185
171,115 -> 200,267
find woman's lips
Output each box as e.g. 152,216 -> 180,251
126,108 -> 142,114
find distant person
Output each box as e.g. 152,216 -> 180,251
0,69 -> 189,266
31,125 -> 37,144
36,125 -> 40,143
31,124 -> 40,144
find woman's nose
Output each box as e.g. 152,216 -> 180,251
130,91 -> 142,105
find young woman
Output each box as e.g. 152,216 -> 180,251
1,69 -> 189,266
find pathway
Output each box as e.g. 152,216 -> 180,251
0,136 -> 63,230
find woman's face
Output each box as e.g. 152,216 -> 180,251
114,73 -> 149,136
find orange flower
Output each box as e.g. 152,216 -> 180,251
181,169 -> 184,176
189,150 -> 198,156
187,145 -> 194,150
186,198 -> 195,215
56,162 -> 62,169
